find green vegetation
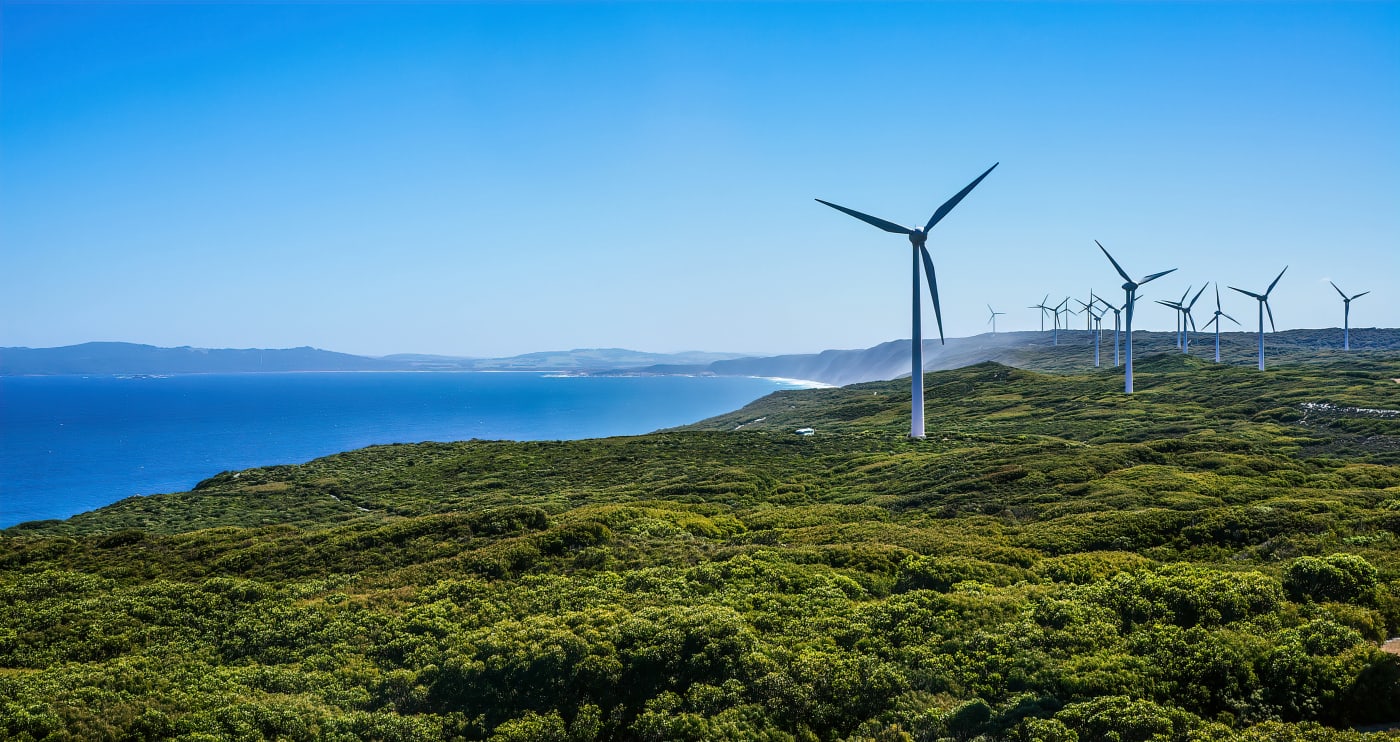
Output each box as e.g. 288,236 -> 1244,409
4,353 -> 1400,740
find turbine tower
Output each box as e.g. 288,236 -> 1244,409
1098,240 -> 1176,393
987,305 -> 1006,333
1330,281 -> 1369,351
1200,285 -> 1239,363
1229,266 -> 1287,371
817,163 -> 998,438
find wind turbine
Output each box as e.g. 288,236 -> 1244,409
1158,284 -> 1208,354
1098,240 -> 1176,393
1180,284 -> 1208,354
1030,295 -> 1052,332
817,163 -> 998,438
1075,297 -> 1095,331
1156,298 -> 1186,349
1094,292 -> 1125,367
1052,297 -> 1075,346
1229,266 -> 1287,371
1088,303 -> 1107,367
987,305 -> 1006,333
1330,281 -> 1369,351
1200,284 -> 1239,363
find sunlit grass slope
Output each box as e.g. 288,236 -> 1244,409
3,353 -> 1400,741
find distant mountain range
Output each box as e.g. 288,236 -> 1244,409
0,342 -> 748,377
5,329 -> 1397,383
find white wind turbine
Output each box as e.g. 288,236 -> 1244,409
1229,266 -> 1287,371
1330,281 -> 1369,351
817,163 -> 998,438
1200,285 -> 1240,363
987,305 -> 1006,333
1098,241 -> 1176,393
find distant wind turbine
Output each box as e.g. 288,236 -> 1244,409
1157,284 -> 1207,354
1088,303 -> 1107,367
987,305 -> 1006,333
1094,292 -> 1125,367
1229,266 -> 1287,371
1200,284 -> 1240,363
1030,295 -> 1052,332
1330,281 -> 1369,351
817,163 -> 998,438
1098,240 -> 1176,393
1052,297 -> 1075,346
1074,297 -> 1094,331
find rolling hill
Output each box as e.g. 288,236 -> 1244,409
4,349 -> 1400,740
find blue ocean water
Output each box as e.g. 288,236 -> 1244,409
0,372 -> 803,527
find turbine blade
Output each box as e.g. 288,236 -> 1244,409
1202,316 -> 1218,331
1188,312 -> 1197,333
1266,265 -> 1288,296
814,199 -> 914,234
1330,280 -> 1347,300
1222,312 -> 1241,325
1188,283 -> 1208,308
924,162 -> 998,232
1096,241 -> 1132,284
1215,284 -> 1221,311
1228,286 -> 1263,300
919,245 -> 945,345
1265,300 -> 1276,332
1138,268 -> 1176,285
1353,291 -> 1370,300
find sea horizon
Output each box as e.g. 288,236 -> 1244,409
0,371 -> 809,528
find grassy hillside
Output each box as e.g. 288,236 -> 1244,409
4,353 -> 1400,741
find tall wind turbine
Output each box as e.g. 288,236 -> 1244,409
1229,266 -> 1287,371
1330,281 -> 1369,351
1200,284 -> 1239,363
987,305 -> 1006,333
1098,241 -> 1176,393
817,163 -> 998,438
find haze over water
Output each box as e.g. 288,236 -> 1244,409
0,372 -> 804,527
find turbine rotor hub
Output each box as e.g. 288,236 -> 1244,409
909,230 -> 927,247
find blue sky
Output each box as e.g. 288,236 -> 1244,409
2,1 -> 1396,357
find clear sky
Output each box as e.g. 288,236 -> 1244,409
2,1 -> 1396,358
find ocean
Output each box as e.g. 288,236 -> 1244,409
0,372 -> 808,528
